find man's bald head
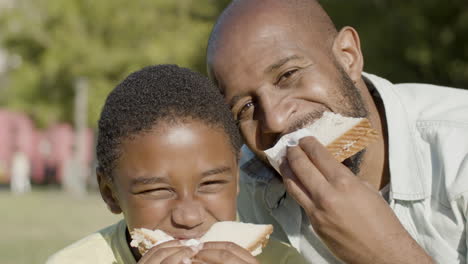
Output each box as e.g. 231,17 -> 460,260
207,0 -> 338,67
205,0 -> 370,177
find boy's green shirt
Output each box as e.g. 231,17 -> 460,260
47,220 -> 308,264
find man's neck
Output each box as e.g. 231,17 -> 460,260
357,77 -> 390,191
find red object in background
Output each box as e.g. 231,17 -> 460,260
0,109 -> 95,185
46,124 -> 74,184
30,131 -> 46,184
0,110 -> 14,183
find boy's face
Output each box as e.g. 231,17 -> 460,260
99,120 -> 239,240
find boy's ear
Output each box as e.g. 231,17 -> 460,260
332,26 -> 364,83
97,169 -> 122,214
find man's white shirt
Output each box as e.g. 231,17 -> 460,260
237,73 -> 468,263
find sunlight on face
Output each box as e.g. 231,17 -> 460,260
111,120 -> 239,240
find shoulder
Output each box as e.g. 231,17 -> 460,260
46,224 -> 120,264
393,82 -> 468,123
387,82 -> 468,200
256,238 -> 307,264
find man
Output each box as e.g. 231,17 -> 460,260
206,0 -> 468,263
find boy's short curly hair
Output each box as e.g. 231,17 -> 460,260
96,64 -> 242,178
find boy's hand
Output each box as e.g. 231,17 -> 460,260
137,240 -> 198,264
280,136 -> 434,264
193,242 -> 260,264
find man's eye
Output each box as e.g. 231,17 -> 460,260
278,69 -> 298,83
237,101 -> 254,120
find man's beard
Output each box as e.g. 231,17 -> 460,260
335,63 -> 368,175
287,62 -> 369,175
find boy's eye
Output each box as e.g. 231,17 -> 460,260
198,180 -> 228,193
141,188 -> 174,199
237,101 -> 254,121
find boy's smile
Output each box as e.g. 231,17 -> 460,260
99,120 -> 239,245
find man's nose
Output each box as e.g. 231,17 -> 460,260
257,92 -> 295,134
171,199 -> 204,229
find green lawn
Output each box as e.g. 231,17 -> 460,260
0,187 -> 122,264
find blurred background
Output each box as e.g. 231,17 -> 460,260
0,0 -> 467,263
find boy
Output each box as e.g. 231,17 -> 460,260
47,65 -> 306,264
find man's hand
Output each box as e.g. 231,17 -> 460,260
280,136 -> 433,264
193,242 -> 260,264
137,240 -> 198,264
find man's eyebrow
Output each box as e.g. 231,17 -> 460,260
265,55 -> 304,74
131,175 -> 169,186
202,166 -> 232,177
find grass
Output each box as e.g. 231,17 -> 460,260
0,186 -> 122,264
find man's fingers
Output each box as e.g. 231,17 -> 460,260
279,160 -> 317,210
285,144 -> 330,194
298,136 -> 352,182
194,242 -> 258,264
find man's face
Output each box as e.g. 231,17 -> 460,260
106,121 -> 238,241
209,22 -> 367,166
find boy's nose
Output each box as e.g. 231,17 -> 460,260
171,200 -> 204,229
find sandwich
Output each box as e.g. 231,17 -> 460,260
265,111 -> 379,174
130,221 -> 273,256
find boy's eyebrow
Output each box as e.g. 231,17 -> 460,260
131,176 -> 169,186
202,166 -> 232,177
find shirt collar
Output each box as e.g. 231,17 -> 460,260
240,146 -> 287,209
240,145 -> 277,184
363,73 -> 429,201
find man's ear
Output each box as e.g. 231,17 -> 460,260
332,26 -> 364,83
97,169 -> 122,214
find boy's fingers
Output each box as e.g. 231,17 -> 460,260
201,242 -> 253,260
194,242 -> 259,264
194,249 -> 253,264
139,246 -> 196,264
137,240 -> 184,263
159,247 -> 198,264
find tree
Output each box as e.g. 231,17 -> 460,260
2,0 -> 465,130
0,0 -> 230,127
321,0 -> 468,89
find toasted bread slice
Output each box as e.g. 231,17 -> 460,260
326,117 -> 379,162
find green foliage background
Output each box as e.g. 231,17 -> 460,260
0,0 -> 467,128
322,0 -> 468,88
